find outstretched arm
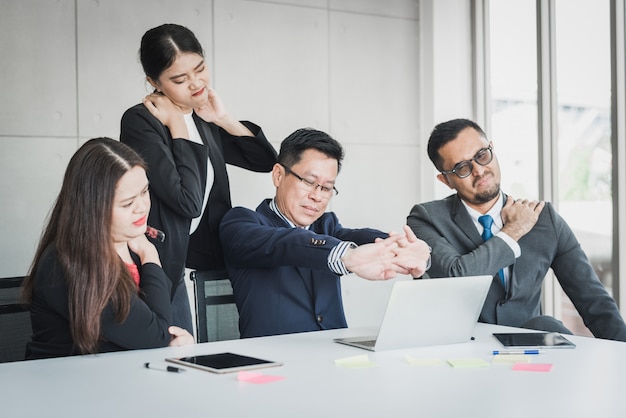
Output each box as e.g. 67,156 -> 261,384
341,234 -> 406,280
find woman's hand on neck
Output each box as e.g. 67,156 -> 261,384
126,234 -> 162,267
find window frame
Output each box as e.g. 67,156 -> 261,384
472,0 -> 626,315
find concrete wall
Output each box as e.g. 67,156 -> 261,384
0,0 -> 474,327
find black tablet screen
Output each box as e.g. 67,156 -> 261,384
493,332 -> 575,348
178,352 -> 274,369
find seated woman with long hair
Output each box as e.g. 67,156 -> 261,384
22,137 -> 194,359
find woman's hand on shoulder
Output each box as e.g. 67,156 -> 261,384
168,326 -> 195,346
127,234 -> 162,267
142,93 -> 188,138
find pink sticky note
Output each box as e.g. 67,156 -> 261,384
237,371 -> 285,384
511,363 -> 553,372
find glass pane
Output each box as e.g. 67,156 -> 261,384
555,0 -> 612,336
489,0 -> 539,198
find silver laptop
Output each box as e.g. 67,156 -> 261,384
334,275 -> 492,351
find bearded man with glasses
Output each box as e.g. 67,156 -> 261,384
221,128 -> 431,338
408,118 -> 626,341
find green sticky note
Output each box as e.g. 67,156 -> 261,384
405,355 -> 445,366
447,358 -> 490,368
335,354 -> 377,369
492,354 -> 532,364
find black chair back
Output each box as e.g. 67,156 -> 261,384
189,270 -> 239,343
0,277 -> 31,363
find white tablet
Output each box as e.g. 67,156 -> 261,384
493,332 -> 576,349
166,352 -> 283,374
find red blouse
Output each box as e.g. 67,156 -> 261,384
125,262 -> 140,288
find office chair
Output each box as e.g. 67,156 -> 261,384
0,276 -> 31,363
189,270 -> 240,343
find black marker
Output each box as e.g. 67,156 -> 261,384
144,362 -> 185,373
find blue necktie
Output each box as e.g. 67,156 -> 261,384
478,215 -> 506,290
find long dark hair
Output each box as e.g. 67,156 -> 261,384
22,138 -> 147,354
140,23 -> 204,81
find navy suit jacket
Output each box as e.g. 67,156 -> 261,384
408,193 -> 626,342
220,199 -> 387,338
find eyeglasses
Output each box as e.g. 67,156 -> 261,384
440,145 -> 493,178
279,163 -> 339,198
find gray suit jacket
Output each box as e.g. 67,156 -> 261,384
407,193 -> 626,342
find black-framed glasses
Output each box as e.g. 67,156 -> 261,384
279,163 -> 339,198
440,145 -> 493,178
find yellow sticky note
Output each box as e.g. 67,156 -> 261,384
335,354 -> 377,368
447,358 -> 490,368
405,355 -> 445,367
492,354 -> 532,364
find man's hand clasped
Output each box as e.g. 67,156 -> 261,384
341,225 -> 431,281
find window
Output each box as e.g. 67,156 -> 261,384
487,0 -> 621,335
489,0 -> 538,199
555,0 -> 612,335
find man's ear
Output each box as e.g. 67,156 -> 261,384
436,173 -> 453,189
271,163 -> 283,188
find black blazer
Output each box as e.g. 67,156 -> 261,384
120,104 -> 277,292
27,245 -> 173,359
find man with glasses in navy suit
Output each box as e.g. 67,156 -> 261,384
221,128 -> 431,338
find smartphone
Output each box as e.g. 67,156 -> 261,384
166,352 -> 283,374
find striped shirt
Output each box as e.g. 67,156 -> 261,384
269,199 -> 356,276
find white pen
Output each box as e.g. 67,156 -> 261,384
144,362 -> 186,373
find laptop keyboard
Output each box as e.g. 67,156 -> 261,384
359,339 -> 377,348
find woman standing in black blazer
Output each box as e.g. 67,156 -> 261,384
120,23 -> 277,333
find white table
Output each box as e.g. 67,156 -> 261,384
2,324 -> 625,418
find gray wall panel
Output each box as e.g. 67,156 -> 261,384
329,11 -> 420,146
0,0 -> 77,137
331,0 -> 419,19
0,1 -> 432,324
331,143 -> 420,232
214,0 -> 329,143
0,137 -> 77,276
215,0 -> 331,211
77,0 -> 214,139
